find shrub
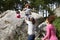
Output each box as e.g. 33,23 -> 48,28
53,17 -> 60,40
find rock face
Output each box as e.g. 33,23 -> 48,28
54,7 -> 60,17
0,10 -> 43,40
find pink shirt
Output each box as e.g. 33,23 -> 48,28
43,24 -> 58,40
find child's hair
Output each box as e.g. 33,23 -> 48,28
25,4 -> 31,8
47,15 -> 55,23
29,17 -> 36,24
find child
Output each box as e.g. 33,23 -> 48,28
16,11 -> 21,18
23,4 -> 31,20
42,15 -> 58,40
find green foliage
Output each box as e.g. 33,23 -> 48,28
30,0 -> 59,14
0,0 -> 60,11
0,0 -> 23,11
53,17 -> 60,40
3,0 -> 15,10
30,0 -> 45,9
30,0 -> 58,8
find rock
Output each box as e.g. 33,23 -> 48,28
0,10 -> 43,40
54,7 -> 60,17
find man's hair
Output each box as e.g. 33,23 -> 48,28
29,17 -> 36,24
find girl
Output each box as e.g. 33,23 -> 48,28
42,15 -> 58,40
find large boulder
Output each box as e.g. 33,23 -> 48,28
0,10 -> 44,40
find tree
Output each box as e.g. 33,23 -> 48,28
30,0 -> 59,9
30,0 -> 60,14
0,0 -> 24,11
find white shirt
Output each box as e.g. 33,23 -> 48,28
25,20 -> 35,35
